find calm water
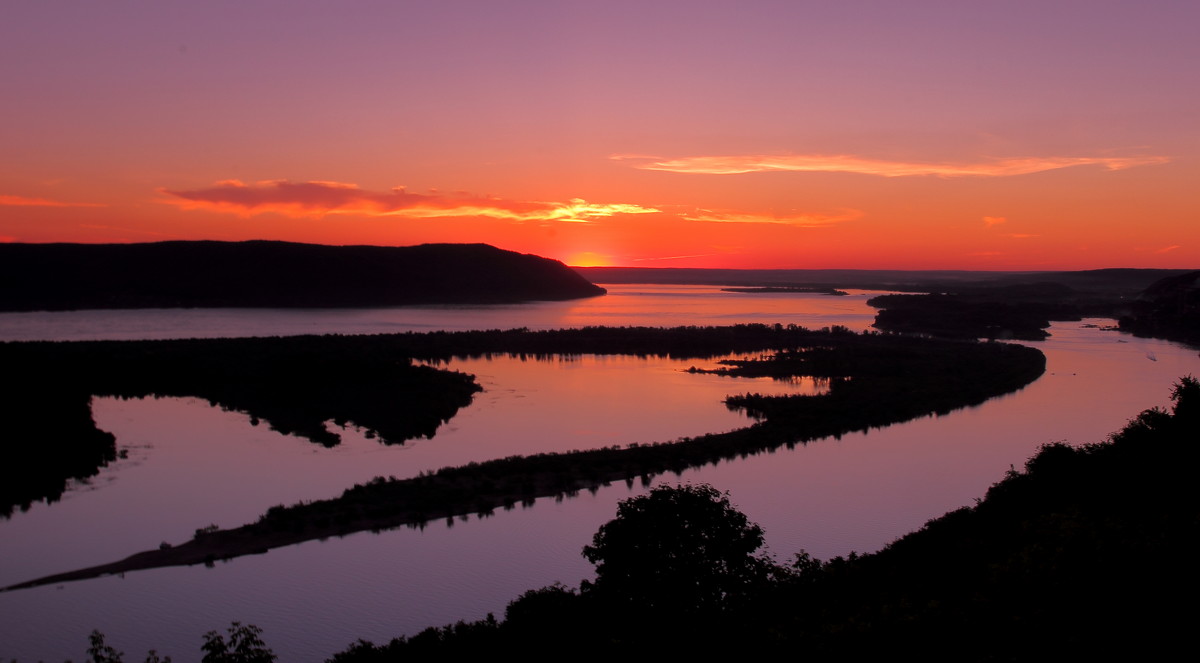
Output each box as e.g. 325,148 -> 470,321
0,284 -> 881,341
1,286 -> 1197,662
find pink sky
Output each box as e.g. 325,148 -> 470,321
2,1 -> 1196,269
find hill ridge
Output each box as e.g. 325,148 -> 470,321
0,241 -> 606,311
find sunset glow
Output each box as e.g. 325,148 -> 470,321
612,154 -> 1171,177
2,2 -> 1196,270
158,180 -> 659,223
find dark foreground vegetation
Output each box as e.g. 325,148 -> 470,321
2,326 -> 1044,590
326,377 -> 1200,661
84,622 -> 275,663
0,240 -> 605,311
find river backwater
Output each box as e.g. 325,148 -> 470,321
0,285 -> 1197,662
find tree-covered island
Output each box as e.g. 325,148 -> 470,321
2,324 -> 1045,591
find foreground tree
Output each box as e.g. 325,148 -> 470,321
81,623 -> 271,663
581,483 -> 774,615
201,623 -> 276,663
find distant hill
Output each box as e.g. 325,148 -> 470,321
1118,270 -> 1200,344
0,241 -> 606,311
578,266 -> 1196,342
575,266 -> 1188,294
575,266 -> 1005,288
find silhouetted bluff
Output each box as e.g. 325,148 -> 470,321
0,241 -> 606,311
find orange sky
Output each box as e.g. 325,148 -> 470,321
2,2 -> 1197,270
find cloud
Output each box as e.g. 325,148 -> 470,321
159,180 -> 659,222
983,216 -> 1007,227
159,179 -> 859,231
0,194 -> 105,207
612,153 -> 1169,177
633,253 -> 720,262
1156,245 -> 1181,254
678,207 -> 861,227
1003,233 -> 1039,239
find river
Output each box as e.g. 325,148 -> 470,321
1,285 -> 1196,662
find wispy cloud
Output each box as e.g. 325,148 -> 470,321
678,207 -> 861,227
613,154 -> 1169,177
1156,245 -> 1181,254
1003,233 -> 1040,239
159,180 -> 659,222
633,254 -> 720,262
158,179 -> 858,230
0,194 -> 105,207
983,216 -> 1007,227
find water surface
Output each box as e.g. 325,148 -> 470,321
0,285 -> 880,341
1,286 -> 1196,662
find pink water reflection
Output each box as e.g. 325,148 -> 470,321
414,354 -> 828,462
2,289 -> 1198,662
0,352 -> 825,587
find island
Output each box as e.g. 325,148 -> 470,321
1,325 -> 1045,590
721,286 -> 848,296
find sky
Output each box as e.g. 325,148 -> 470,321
1,0 -> 1197,270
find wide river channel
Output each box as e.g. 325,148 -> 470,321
1,284 -> 1197,662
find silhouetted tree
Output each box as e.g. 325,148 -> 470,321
581,483 -> 773,615
83,624 -> 273,663
86,630 -> 171,663
200,623 -> 276,663
87,631 -> 126,663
